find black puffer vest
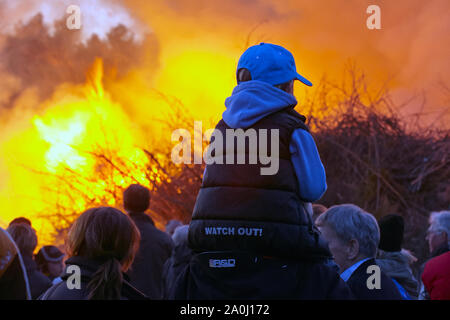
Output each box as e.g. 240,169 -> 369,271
188,107 -> 330,260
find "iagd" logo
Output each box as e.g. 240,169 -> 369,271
209,259 -> 236,268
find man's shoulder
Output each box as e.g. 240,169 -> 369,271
347,258 -> 373,277
350,258 -> 394,282
348,259 -> 402,299
135,220 -> 173,248
140,221 -> 169,238
129,213 -> 158,233
153,227 -> 174,244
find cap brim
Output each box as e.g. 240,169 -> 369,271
296,73 -> 313,87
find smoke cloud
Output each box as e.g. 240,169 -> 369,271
122,0 -> 449,123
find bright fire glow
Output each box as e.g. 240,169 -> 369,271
0,58 -> 153,241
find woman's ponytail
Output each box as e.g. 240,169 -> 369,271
87,258 -> 123,300
67,207 -> 140,300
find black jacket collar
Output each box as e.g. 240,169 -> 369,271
61,256 -> 148,300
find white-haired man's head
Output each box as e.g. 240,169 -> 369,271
426,210 -> 450,254
315,204 -> 380,272
172,225 -> 189,247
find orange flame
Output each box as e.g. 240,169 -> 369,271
0,58 -> 153,242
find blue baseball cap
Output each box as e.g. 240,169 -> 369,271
237,43 -> 312,87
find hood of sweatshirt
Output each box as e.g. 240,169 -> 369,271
376,250 -> 418,295
223,80 -> 298,129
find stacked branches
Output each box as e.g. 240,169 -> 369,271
32,65 -> 448,266
303,66 -> 450,264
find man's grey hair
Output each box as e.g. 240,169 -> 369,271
172,225 -> 189,247
429,211 -> 450,239
315,204 -> 380,258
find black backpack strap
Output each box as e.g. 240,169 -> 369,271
121,280 -> 150,300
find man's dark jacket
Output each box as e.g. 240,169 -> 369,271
346,258 -> 403,300
127,212 -> 174,299
22,255 -> 52,299
169,108 -> 354,299
162,234 -> 193,299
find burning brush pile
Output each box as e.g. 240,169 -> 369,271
27,63 -> 449,269
303,68 -> 450,266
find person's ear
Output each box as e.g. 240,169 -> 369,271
442,232 -> 448,243
237,68 -> 251,84
347,239 -> 360,260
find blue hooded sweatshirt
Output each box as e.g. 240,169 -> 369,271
223,80 -> 327,202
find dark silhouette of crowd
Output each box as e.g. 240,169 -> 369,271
1,43 -> 449,300
2,190 -> 448,300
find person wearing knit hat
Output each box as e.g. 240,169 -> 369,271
378,214 -> 404,252
35,246 -> 65,285
376,214 -> 418,299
